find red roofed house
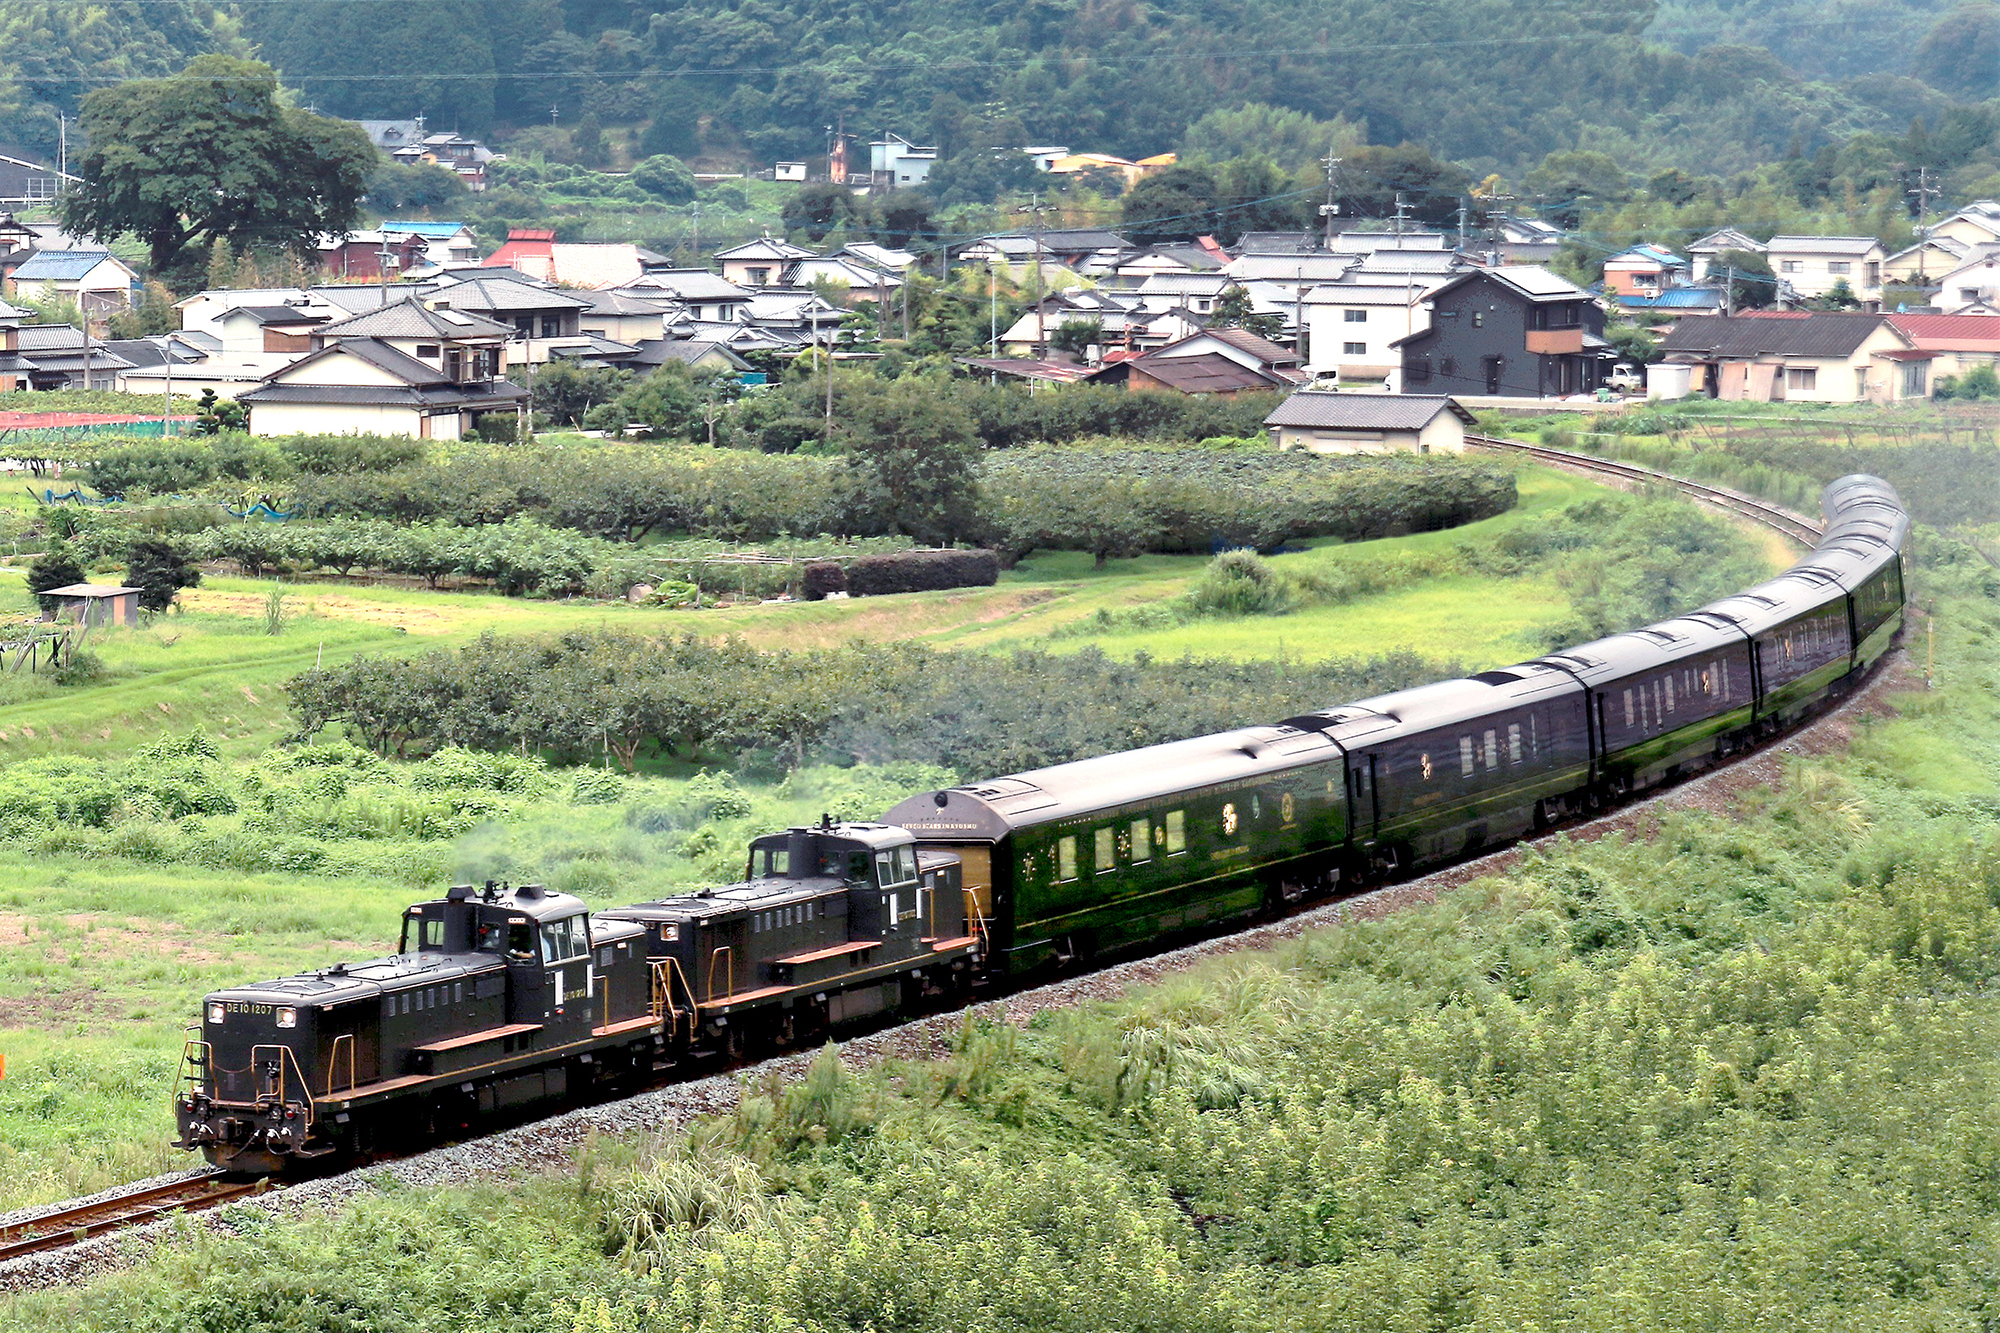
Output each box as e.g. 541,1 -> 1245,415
483,230 -> 670,289
1885,313 -> 2000,382
484,228 -> 556,275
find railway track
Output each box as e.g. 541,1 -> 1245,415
1467,434 -> 1827,544
0,1174 -> 273,1263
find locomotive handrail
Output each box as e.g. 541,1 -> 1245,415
648,955 -> 701,1041
961,887 -> 990,956
252,1044 -> 316,1131
706,946 -> 733,1001
324,1033 -> 356,1097
178,1038 -> 212,1095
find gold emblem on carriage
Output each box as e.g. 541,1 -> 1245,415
1221,803 -> 1239,836
1280,792 -> 1295,823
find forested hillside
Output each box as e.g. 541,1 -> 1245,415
0,0 -> 1992,179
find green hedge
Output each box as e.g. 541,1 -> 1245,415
845,549 -> 1000,596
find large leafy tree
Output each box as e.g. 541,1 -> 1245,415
60,56 -> 377,285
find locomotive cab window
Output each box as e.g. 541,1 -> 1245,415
876,846 -> 918,889
401,911 -> 446,953
540,914 -> 588,964
755,844 -> 789,877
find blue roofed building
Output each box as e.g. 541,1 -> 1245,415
6,248 -> 140,313
377,221 -> 484,271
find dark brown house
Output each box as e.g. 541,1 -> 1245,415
1393,267 -> 1615,398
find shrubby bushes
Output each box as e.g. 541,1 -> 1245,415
94,441 -> 1512,597
844,548 -> 999,596
287,631 -> 1446,775
970,450 -> 1515,566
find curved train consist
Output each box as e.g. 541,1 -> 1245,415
177,476 -> 1909,1172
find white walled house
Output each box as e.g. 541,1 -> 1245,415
8,249 -> 139,312
1657,313 -> 1931,405
1301,281 -> 1437,384
237,337 -> 526,439
1263,391 -> 1475,454
1766,235 -> 1885,305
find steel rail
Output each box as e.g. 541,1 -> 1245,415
0,1173 -> 273,1263
1466,434 -> 1827,545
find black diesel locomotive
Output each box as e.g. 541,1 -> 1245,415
177,476 -> 1907,1172
178,822 -> 977,1171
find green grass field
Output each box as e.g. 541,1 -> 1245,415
0,461 -> 1792,1208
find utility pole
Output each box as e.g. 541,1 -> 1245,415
377,232 -> 396,306
1318,149 -> 1342,251
1907,166 -> 1942,284
1023,191 -> 1055,358
163,331 -> 173,437
1392,192 -> 1409,238
822,313 -> 834,448
690,201 -> 701,269
1725,263 -> 1735,317
900,261 -> 910,340
1454,202 -> 1470,250
1294,264 -> 1306,367
989,260 -> 998,358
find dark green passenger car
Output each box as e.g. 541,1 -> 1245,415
882,725 -> 1345,974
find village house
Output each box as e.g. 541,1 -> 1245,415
1927,249 -> 2000,312
1686,228 -> 1764,282
1263,391 -> 1475,454
427,271 -> 596,363
1881,235 -> 1973,288
7,249 -> 139,313
1766,235 -> 1885,306
1601,244 -> 1690,298
318,229 -> 430,281
715,237 -> 815,287
237,336 -> 526,439
1490,217 -> 1566,266
1393,266 -> 1613,398
1301,279 -> 1441,386
868,133 -> 937,189
1919,199 -> 2000,249
16,324 -> 132,389
379,220 -> 484,271
1884,312 -> 2000,380
1088,326 -> 1307,396
1657,312 -> 1930,404
620,269 -> 753,323
481,229 -> 673,288
357,120 -> 502,191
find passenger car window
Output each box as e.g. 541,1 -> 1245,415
1459,737 -> 1474,776
1483,730 -> 1498,770
1095,826 -> 1116,872
1130,818 -> 1151,862
1507,723 -> 1522,763
1056,836 -> 1078,881
1164,810 -> 1186,854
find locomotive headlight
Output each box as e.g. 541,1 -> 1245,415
276,1007 -> 298,1029
206,1003 -> 225,1025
